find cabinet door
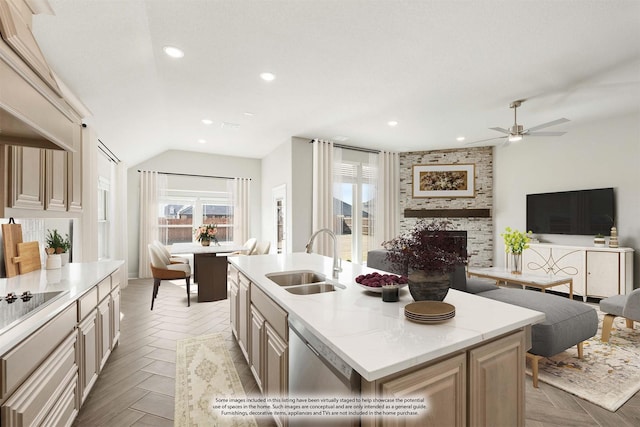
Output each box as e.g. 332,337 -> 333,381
523,245 -> 585,297
379,353 -> 466,427
250,305 -> 266,392
229,281 -> 239,339
7,146 -> 44,209
469,331 -> 525,427
111,286 -> 121,347
78,309 -> 98,404
67,126 -> 83,212
586,251 -> 620,297
264,323 -> 288,398
45,149 -> 67,211
238,275 -> 250,361
98,297 -> 112,371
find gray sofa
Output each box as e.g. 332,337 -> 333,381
367,249 -> 598,387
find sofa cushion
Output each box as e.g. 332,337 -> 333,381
479,288 -> 598,357
465,278 -> 499,294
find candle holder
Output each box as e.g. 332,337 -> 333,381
382,285 -> 399,302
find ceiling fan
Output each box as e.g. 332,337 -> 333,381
469,100 -> 569,145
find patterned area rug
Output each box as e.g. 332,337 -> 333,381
175,334 -> 258,427
529,308 -> 640,411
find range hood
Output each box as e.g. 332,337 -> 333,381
0,0 -> 84,152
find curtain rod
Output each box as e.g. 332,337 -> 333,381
308,139 -> 380,154
98,139 -> 121,163
136,170 -> 251,181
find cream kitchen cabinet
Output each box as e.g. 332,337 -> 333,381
7,145 -> 44,210
249,304 -> 266,392
229,263 -> 239,340
0,304 -> 78,427
77,306 -> 98,404
45,148 -> 67,211
363,329 -> 525,427
111,285 -> 121,347
523,243 -> 634,300
238,272 -> 251,361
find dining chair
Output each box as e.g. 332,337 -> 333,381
148,244 -> 192,310
152,240 -> 189,264
252,241 -> 271,255
599,288 -> 640,342
232,238 -> 257,255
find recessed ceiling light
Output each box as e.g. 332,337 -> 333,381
456,136 -> 465,142
201,119 -> 213,125
387,120 -> 398,127
244,112 -> 255,116
333,136 -> 349,142
260,72 -> 276,81
197,139 -> 206,144
163,46 -> 184,58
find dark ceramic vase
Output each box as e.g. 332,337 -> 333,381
407,269 -> 451,301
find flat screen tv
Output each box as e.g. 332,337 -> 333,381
526,188 -> 615,235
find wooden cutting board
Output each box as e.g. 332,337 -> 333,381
13,241 -> 42,274
2,220 -> 23,277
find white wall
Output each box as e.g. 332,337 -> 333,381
127,150 -> 262,278
261,139 -> 292,253
494,112 -> 640,287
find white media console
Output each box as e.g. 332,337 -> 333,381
522,243 -> 634,300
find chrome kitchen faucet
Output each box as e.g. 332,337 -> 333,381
305,228 -> 342,279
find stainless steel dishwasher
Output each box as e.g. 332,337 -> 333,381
288,317 -> 361,427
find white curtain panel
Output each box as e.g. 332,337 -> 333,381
111,161 -> 129,286
312,139 -> 334,255
138,170 -> 162,278
374,150 -> 400,247
364,151 -> 379,254
232,177 -> 251,246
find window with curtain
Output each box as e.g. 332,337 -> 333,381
333,148 -> 378,264
157,190 -> 234,245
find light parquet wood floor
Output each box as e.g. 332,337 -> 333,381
73,279 -> 640,427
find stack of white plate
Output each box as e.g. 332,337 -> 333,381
404,301 -> 455,324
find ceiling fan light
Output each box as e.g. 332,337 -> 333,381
508,134 -> 523,143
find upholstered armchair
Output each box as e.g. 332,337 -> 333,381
599,288 -> 640,342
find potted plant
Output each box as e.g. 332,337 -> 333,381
194,224 -> 219,246
382,220 -> 468,301
501,227 -> 531,274
45,229 -> 71,266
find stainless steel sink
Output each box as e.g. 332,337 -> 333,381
266,270 -> 326,286
285,283 -> 340,295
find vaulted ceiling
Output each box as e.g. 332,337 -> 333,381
32,0 -> 640,165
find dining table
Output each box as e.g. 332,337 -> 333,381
170,242 -> 245,302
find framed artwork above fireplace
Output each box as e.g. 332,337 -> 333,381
412,163 -> 475,198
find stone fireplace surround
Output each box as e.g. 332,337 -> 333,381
399,147 -> 493,267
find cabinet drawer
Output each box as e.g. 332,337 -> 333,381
41,372 -> 78,427
1,331 -> 76,426
97,277 -> 111,302
1,304 -> 76,399
77,287 -> 98,321
111,268 -> 122,288
251,284 -> 288,340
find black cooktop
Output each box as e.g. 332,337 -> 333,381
0,291 -> 67,334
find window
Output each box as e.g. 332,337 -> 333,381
158,190 -> 234,245
334,149 -> 378,264
97,176 -> 110,260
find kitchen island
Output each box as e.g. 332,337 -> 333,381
228,253 -> 545,427
0,261 -> 123,427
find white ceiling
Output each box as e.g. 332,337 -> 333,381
31,0 -> 640,166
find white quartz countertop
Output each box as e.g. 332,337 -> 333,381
0,260 -> 124,355
229,253 -> 545,382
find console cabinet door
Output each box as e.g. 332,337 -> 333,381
523,245 -> 585,298
586,251 -> 619,297
379,353 -> 466,427
468,331 -> 525,427
7,146 -> 44,210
